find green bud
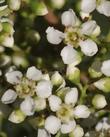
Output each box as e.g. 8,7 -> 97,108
8,109 -> 26,124
66,64 -> 80,84
92,94 -> 107,109
94,77 -> 110,93
50,0 -> 66,9
2,22 -> 14,35
88,67 -> 102,78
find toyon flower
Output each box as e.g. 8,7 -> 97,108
80,0 -> 110,17
46,9 -> 100,65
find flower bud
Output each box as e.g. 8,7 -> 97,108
61,9 -> 77,27
45,115 -> 61,135
34,97 -> 46,111
36,80 -> 53,98
92,94 -> 107,109
70,125 -> 84,137
51,0 -> 66,9
8,109 -> 26,124
88,67 -> 102,78
74,105 -> 90,118
2,22 -> 14,35
46,27 -> 64,45
79,39 -> 98,56
1,89 -> 17,104
20,97 -> 35,116
60,45 -> 81,65
61,120 -> 76,134
80,0 -> 96,13
2,36 -> 14,47
48,95 -> 62,112
8,0 -> 21,11
101,60 -> 110,76
94,77 -> 110,93
66,64 -> 80,84
37,129 -> 51,137
97,1 -> 110,17
65,88 -> 78,106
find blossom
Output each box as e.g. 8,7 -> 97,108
101,60 -> 110,76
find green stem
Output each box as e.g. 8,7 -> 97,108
77,83 -> 88,104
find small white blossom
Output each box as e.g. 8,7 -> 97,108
97,0 -> 110,17
61,9 -> 78,27
36,80 -> 53,98
45,115 -> 61,135
61,120 -> 76,134
46,27 -> 64,45
26,66 -> 42,81
1,89 -> 17,104
92,94 -> 107,109
65,88 -> 78,106
101,60 -> 110,76
9,0 -> 21,11
20,97 -> 35,116
80,0 -> 96,13
79,39 -> 98,56
5,70 -> 23,84
37,129 -> 51,137
2,36 -> 14,47
48,95 -> 62,112
60,45 -> 81,65
74,105 -> 90,118
71,125 -> 84,137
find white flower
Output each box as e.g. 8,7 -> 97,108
80,0 -> 96,13
97,0 -> 110,17
60,45 -> 81,65
65,88 -> 78,106
71,125 -> 84,137
61,120 -> 76,134
45,115 -> 61,134
2,36 -> 14,47
92,94 -> 107,109
26,66 -> 42,81
5,70 -> 23,84
61,9 -> 77,27
8,110 -> 26,124
20,97 -> 35,116
37,129 -> 51,137
34,97 -> 46,111
80,20 -> 100,36
46,27 -> 64,45
48,95 -> 62,112
9,0 -> 21,11
1,89 -> 17,104
36,80 -> 53,98
79,39 -> 98,56
74,105 -> 90,118
101,60 -> 110,76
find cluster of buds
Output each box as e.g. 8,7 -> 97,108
1,66 -> 91,137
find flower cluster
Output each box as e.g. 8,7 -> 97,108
1,66 -> 91,136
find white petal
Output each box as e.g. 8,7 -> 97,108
45,115 -> 61,135
61,9 -> 77,27
46,27 -> 64,45
36,80 -> 53,98
1,89 -> 17,104
80,20 -> 97,36
95,122 -> 103,131
20,97 -> 35,116
101,60 -> 110,76
34,97 -> 46,111
48,95 -> 62,112
81,0 -> 96,13
79,39 -> 98,56
37,129 -> 51,137
5,70 -> 23,84
65,88 -> 78,106
61,120 -> 76,134
9,0 -> 21,11
26,66 -> 42,81
97,1 -> 110,17
60,45 -> 81,65
74,105 -> 90,118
